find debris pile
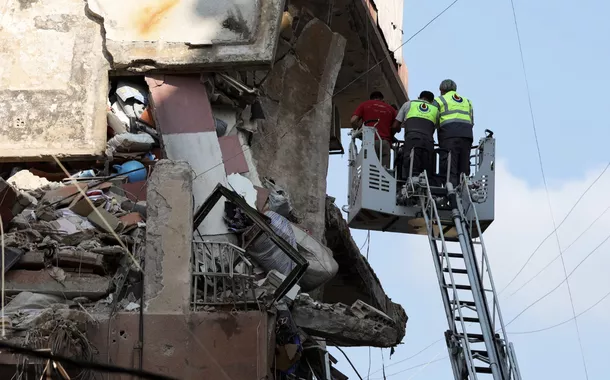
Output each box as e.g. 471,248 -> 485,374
1,169 -> 147,345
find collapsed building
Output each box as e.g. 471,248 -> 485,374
0,0 -> 409,378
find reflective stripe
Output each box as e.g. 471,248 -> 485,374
437,91 -> 473,126
441,110 -> 471,117
439,96 -> 449,112
440,119 -> 473,127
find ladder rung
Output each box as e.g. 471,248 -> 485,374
445,284 -> 471,290
443,268 -> 467,274
458,333 -> 484,342
441,252 -> 463,258
471,350 -> 489,358
475,366 -> 492,374
456,316 -> 480,323
453,300 -> 476,307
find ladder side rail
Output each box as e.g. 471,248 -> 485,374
461,174 -> 512,345
422,172 -> 479,380
462,176 -> 521,379
507,343 -> 523,380
421,202 -> 468,380
448,185 -> 506,380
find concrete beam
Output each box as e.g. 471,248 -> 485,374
145,160 -> 193,314
4,270 -> 110,300
291,295 -> 402,347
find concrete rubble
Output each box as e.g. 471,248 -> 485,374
291,293 -> 402,347
0,168 -> 147,374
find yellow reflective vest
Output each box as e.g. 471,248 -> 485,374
433,91 -> 474,140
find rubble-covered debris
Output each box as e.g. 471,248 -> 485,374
0,168 -> 148,346
291,294 -> 402,347
1,178 -> 34,225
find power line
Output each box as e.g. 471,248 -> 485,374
504,232 -> 610,328
368,338 -> 442,376
499,161 -> 610,294
509,0 -> 589,376
370,356 -> 447,380
508,205 -> 610,298
510,288 -> 610,335
0,340 -> 176,380
193,0 -> 462,182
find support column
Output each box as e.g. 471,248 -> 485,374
145,160 -> 193,314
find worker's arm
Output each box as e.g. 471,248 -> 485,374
351,102 -> 365,128
350,115 -> 362,129
393,101 -> 410,133
469,100 -> 475,126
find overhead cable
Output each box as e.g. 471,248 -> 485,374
368,338 -> 442,376
500,161 -> 610,294
508,205 -> 610,298
510,288 -> 610,335
506,0 -> 597,369
369,356 -> 447,380
0,340 -> 176,380
504,232 -> 610,328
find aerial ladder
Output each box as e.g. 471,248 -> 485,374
344,124 -> 522,379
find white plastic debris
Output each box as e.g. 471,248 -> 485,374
125,302 -> 140,311
227,173 -> 257,210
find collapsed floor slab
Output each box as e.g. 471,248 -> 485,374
292,295 -> 402,347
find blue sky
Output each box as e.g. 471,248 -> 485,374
329,0 -> 610,379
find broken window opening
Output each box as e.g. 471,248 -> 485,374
193,184 -> 308,308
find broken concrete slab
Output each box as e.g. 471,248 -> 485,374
41,183 -> 88,207
86,0 -> 285,71
5,270 -> 110,299
0,178 -> 33,225
56,247 -> 104,271
87,206 -> 123,233
291,295 -> 402,347
16,250 -> 46,269
0,0 -> 109,161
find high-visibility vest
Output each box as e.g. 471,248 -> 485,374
435,91 -> 473,126
434,91 -> 474,140
404,100 -> 438,139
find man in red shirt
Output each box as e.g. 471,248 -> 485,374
350,91 -> 397,168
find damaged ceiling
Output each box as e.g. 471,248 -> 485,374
87,0 -> 285,71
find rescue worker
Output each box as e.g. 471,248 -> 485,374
351,91 -> 397,169
392,90 -> 438,181
433,79 -> 474,187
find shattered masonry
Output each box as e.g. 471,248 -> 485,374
0,0 -> 409,379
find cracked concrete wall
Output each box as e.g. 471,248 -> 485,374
145,160 -> 193,314
0,0 -> 109,161
251,17 -> 346,242
86,0 -> 285,72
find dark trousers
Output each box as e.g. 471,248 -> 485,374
401,136 -> 434,181
439,137 -> 473,186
